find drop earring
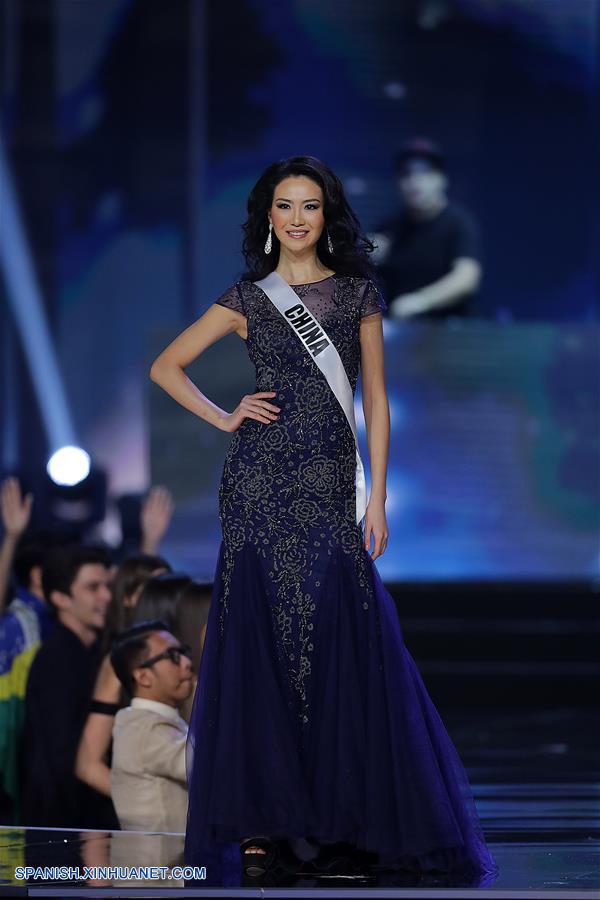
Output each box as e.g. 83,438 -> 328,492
264,223 -> 273,255
327,229 -> 334,254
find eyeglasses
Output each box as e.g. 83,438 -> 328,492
137,644 -> 193,669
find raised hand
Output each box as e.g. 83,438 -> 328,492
218,391 -> 281,433
1,476 -> 34,538
140,486 -> 174,553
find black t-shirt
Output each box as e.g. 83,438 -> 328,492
21,622 -> 118,829
376,202 -> 482,318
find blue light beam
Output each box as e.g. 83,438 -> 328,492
0,130 -> 77,453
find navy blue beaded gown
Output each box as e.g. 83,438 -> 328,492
185,274 -> 498,882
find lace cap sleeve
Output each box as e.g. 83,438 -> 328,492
360,279 -> 388,318
214,282 -> 244,315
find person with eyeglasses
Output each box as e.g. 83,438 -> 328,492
109,620 -> 195,833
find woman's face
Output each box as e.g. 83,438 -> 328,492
268,176 -> 325,255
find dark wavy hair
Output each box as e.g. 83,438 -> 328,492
103,553 -> 171,652
240,156 -> 376,281
132,572 -> 212,671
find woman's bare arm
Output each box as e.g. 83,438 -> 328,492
75,655 -> 121,797
149,304 -> 281,432
359,312 -> 390,560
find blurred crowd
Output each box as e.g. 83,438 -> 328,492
0,476 -> 211,835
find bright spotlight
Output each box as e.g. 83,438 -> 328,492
46,446 -> 91,487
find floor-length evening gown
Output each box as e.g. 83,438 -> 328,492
185,273 -> 498,880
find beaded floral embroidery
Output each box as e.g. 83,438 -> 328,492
215,275 -> 387,727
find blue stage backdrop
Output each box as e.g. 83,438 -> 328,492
149,321 -> 600,581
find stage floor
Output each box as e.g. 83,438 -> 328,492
3,708 -> 598,898
1,777 -> 598,900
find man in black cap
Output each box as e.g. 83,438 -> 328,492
372,139 -> 482,319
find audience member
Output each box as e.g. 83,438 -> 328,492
372,138 -> 482,319
172,579 -> 212,675
132,572 -> 192,628
21,544 -> 118,828
110,621 -> 193,832
116,486 -> 175,560
133,574 -> 212,717
76,554 -> 171,799
0,477 -> 35,617
0,478 -> 54,822
76,571 -> 210,804
134,573 -> 211,661
139,487 -> 175,556
104,553 -> 172,653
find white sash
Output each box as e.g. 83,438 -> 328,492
254,271 -> 367,525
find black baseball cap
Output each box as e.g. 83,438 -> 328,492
394,138 -> 446,174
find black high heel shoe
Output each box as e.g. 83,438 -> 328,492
240,835 -> 274,878
240,836 -> 302,884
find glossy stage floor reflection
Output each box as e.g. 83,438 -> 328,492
0,778 -> 598,899
2,708 -> 598,897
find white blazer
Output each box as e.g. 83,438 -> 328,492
111,698 -> 188,833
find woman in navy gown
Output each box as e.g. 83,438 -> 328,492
149,156 -> 498,883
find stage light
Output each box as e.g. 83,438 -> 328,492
46,446 -> 91,487
41,464 -> 108,542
